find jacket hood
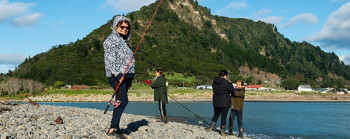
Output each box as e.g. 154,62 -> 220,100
213,77 -> 226,84
112,16 -> 132,41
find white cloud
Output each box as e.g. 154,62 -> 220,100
0,53 -> 27,65
283,13 -> 318,28
253,8 -> 272,19
11,13 -> 42,27
339,53 -> 350,65
259,16 -> 283,26
102,0 -> 156,12
308,2 -> 350,50
215,0 -> 248,16
0,0 -> 36,21
227,1 -> 248,10
54,20 -> 65,27
0,65 -> 16,74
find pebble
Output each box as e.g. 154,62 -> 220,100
0,104 -> 245,139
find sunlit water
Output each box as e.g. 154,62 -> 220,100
39,101 -> 350,139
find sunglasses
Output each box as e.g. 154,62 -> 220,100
119,26 -> 129,30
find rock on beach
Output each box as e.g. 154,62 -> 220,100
0,104 -> 244,139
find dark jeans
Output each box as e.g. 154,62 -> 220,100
229,109 -> 243,128
108,73 -> 134,129
158,99 -> 167,117
211,107 -> 229,127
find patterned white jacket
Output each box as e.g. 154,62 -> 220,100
103,16 -> 135,77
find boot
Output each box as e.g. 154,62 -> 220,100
228,125 -> 234,135
205,121 -> 216,132
238,127 -> 244,138
220,126 -> 227,137
163,116 -> 168,124
160,116 -> 164,123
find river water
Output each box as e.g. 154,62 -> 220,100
39,101 -> 350,139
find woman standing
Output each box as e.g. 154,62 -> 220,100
206,70 -> 236,136
228,80 -> 245,137
104,16 -> 134,138
147,68 -> 168,124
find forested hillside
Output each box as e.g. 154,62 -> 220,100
3,0 -> 350,90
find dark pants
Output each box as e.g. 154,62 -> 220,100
108,73 -> 134,129
158,99 -> 167,117
229,109 -> 243,128
211,107 -> 229,127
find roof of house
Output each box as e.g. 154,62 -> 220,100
246,85 -> 264,88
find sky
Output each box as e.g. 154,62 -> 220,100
1,0 -> 350,74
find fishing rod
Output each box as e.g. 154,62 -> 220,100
166,93 -> 210,126
166,93 -> 219,132
104,0 -> 163,114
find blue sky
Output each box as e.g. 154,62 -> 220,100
1,0 -> 350,74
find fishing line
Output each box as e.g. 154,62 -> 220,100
104,0 -> 163,114
166,93 -> 211,126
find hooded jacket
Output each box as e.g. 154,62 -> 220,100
212,77 -> 236,107
231,87 -> 245,111
150,76 -> 168,103
104,16 -> 135,78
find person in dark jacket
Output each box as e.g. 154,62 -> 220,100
147,68 -> 168,123
206,70 -> 236,136
104,16 -> 134,138
228,80 -> 245,137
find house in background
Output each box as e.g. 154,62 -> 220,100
298,85 -> 312,91
246,85 -> 264,90
196,85 -> 212,89
203,85 -> 212,89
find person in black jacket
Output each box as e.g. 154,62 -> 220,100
206,70 -> 236,137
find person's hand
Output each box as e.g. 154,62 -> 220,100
145,80 -> 151,85
119,77 -> 124,83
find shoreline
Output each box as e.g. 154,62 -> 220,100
2,98 -> 350,103
1,90 -> 350,103
0,103 -> 246,139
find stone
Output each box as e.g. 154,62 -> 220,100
54,116 -> 64,124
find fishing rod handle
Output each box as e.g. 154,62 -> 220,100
103,98 -> 114,114
103,103 -> 110,114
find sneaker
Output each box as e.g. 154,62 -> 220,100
106,129 -> 118,138
106,128 -> 126,138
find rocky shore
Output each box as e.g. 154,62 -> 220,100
0,103 -> 245,139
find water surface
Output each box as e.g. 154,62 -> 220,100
39,101 -> 350,139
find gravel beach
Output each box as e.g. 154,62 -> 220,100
0,103 -> 245,139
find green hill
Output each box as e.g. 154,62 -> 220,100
4,0 -> 350,90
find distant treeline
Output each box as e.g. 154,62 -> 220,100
0,77 -> 44,96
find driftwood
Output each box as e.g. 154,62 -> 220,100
0,107 -> 11,113
27,98 -> 39,106
0,101 -> 18,106
54,116 -> 64,124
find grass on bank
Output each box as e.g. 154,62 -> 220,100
0,82 -> 340,100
